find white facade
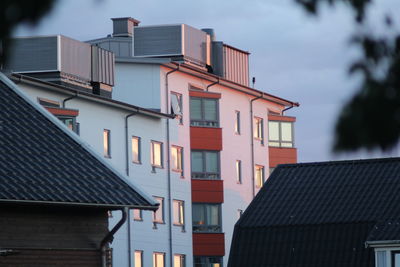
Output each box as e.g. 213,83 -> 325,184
16,79 -> 193,267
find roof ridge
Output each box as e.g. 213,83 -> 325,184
277,157 -> 400,168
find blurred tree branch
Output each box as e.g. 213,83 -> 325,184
295,0 -> 400,151
0,0 -> 56,65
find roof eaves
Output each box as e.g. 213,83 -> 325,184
1,72 -> 159,208
10,73 -> 174,119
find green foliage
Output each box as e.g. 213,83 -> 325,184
0,0 -> 56,65
295,0 -> 400,151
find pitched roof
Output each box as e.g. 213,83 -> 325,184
229,158 -> 400,267
0,73 -> 158,210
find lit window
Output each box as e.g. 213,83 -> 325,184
192,203 -> 221,232
190,97 -> 219,127
174,254 -> 186,267
135,250 -> 143,267
235,111 -> 241,134
236,160 -> 242,184
268,121 -> 294,147
153,252 -> 165,267
194,256 -> 222,267
253,117 -> 264,143
153,197 -> 164,224
133,209 -> 142,221
171,146 -> 183,174
151,141 -> 163,168
171,92 -> 183,124
173,200 -> 185,227
132,136 -> 141,163
103,129 -> 111,158
255,165 -> 265,188
191,151 -> 220,180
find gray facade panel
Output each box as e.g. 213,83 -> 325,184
183,24 -> 208,65
7,37 -> 58,72
60,36 -> 91,81
134,25 -> 182,56
91,46 -> 115,86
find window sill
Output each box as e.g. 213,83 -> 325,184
104,155 -> 112,159
236,181 -> 242,185
134,218 -> 143,222
132,161 -> 142,165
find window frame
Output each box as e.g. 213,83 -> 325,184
135,250 -> 143,267
253,117 -> 264,144
268,120 -> 294,148
153,196 -> 165,225
171,92 -> 183,125
173,199 -> 185,229
153,252 -> 165,267
194,256 -> 223,267
103,129 -> 111,158
190,97 -> 219,127
171,145 -> 184,175
133,209 -> 143,221
235,110 -> 241,134
255,165 -> 265,188
151,141 -> 163,169
132,136 -> 141,164
174,254 -> 186,267
191,150 -> 220,180
192,203 -> 222,233
236,160 -> 242,184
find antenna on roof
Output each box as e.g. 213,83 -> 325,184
252,77 -> 256,88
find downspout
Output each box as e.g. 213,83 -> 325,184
62,93 -> 78,108
282,104 -> 294,115
250,93 -> 263,198
125,111 -> 138,267
206,77 -> 219,91
165,64 -> 179,267
100,208 -> 128,267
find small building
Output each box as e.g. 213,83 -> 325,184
0,73 -> 158,267
228,158 -> 400,267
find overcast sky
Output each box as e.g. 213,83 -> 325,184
13,0 -> 400,163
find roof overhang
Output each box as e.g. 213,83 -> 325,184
365,240 -> 400,248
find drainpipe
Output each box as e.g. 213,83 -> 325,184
62,93 -> 78,108
165,65 -> 179,267
250,93 -> 263,198
125,111 -> 138,267
100,208 -> 128,267
206,77 -> 219,91
282,104 -> 294,115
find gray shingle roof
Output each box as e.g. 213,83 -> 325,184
229,158 -> 400,267
0,73 -> 157,210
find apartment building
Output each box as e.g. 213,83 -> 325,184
87,17 -> 299,266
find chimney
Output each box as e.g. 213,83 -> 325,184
111,17 -> 140,37
201,28 -> 216,41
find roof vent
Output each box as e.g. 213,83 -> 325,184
111,17 -> 140,37
202,28 -> 216,41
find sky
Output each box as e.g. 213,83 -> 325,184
13,0 -> 400,163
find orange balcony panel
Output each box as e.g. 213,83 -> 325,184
193,233 -> 225,256
269,147 -> 297,168
192,179 -> 223,203
268,114 -> 296,122
190,127 -> 222,151
189,90 -> 221,99
45,107 -> 79,117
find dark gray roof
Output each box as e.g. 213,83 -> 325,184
367,220 -> 400,243
0,73 -> 158,210
229,158 -> 400,267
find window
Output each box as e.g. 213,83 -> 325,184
173,200 -> 185,227
255,165 -> 265,188
58,116 -> 79,134
171,146 -> 183,174
268,121 -> 294,147
253,117 -> 264,143
103,129 -> 111,158
132,136 -> 141,163
236,160 -> 242,184
171,92 -> 183,124
190,97 -> 219,127
133,209 -> 142,221
235,111 -> 241,134
392,251 -> 400,267
153,252 -> 165,267
174,254 -> 186,267
192,204 -> 221,232
153,197 -> 164,224
151,141 -> 163,168
191,151 -> 220,180
194,256 -> 222,267
135,250 -> 143,267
